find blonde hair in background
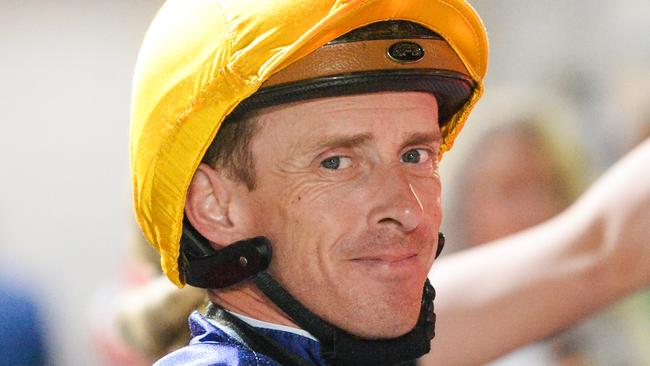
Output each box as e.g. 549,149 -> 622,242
440,85 -> 593,251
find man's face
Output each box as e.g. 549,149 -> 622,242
241,92 -> 442,338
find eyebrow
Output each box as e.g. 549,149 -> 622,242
308,131 -> 440,154
312,133 -> 373,152
399,132 -> 441,151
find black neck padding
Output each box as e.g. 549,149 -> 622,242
252,272 -> 436,366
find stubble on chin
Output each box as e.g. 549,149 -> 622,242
317,230 -> 433,338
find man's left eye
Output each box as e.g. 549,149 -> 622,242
320,156 -> 352,170
401,149 -> 430,164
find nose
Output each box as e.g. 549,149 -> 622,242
367,167 -> 424,232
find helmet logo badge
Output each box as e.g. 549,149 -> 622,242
387,41 -> 425,63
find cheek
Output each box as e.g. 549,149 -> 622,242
280,175 -> 372,223
282,174 -> 443,237
254,176 -> 365,260
414,175 -> 443,221
258,179 -> 368,300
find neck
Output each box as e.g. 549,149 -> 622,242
208,280 -> 300,329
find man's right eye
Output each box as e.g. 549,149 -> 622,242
320,156 -> 351,170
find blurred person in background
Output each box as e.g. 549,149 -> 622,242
422,88 -> 650,366
441,88 -> 590,253
432,90 -> 650,366
422,137 -> 650,366
547,66 -> 650,366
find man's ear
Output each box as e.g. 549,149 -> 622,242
185,163 -> 244,247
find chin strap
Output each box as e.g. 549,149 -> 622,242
253,272 -> 436,366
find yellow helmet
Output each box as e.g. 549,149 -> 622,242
130,0 -> 488,287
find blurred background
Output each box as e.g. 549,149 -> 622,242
0,1 -> 648,365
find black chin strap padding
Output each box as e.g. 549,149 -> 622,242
421,279 -> 437,340
180,219 -> 272,289
435,232 -> 445,259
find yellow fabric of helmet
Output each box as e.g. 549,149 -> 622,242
130,0 -> 489,287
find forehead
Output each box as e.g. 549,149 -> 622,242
251,92 -> 441,143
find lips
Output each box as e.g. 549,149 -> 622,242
352,252 -> 419,263
339,229 -> 435,277
349,251 -> 425,280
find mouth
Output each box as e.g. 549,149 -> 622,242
350,252 -> 422,278
353,252 -> 418,263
